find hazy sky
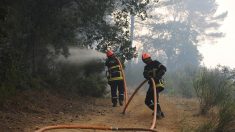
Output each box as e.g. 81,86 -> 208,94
199,0 -> 235,68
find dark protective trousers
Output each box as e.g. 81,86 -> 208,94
145,82 -> 164,113
109,80 -> 124,105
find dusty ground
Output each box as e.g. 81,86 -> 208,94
0,90 -> 207,132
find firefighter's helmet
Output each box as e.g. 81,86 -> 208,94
142,53 -> 151,60
106,50 -> 114,57
142,53 -> 152,63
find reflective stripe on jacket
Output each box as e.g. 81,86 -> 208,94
105,57 -> 123,81
108,70 -> 123,81
143,60 -> 166,88
155,79 -> 165,88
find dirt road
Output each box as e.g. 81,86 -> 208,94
41,93 -> 205,132
1,89 -> 206,132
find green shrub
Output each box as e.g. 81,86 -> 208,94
215,100 -> 235,132
46,59 -> 107,97
193,66 -> 234,115
196,99 -> 235,132
78,74 -> 107,97
194,66 -> 235,131
165,65 -> 198,98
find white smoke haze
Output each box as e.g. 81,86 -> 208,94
56,48 -> 106,64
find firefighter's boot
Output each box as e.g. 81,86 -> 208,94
112,98 -> 117,107
161,111 -> 165,118
119,94 -> 124,106
156,112 -> 162,119
119,101 -> 123,106
157,103 -> 164,119
112,103 -> 117,107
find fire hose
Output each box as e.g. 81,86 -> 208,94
35,79 -> 158,132
35,60 -> 158,132
122,78 -> 157,130
115,57 -> 128,105
35,125 -> 157,132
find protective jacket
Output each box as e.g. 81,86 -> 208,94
105,57 -> 123,81
143,60 -> 166,88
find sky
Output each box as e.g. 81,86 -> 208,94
199,0 -> 235,68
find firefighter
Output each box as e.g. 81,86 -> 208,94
105,50 -> 124,107
142,53 -> 166,119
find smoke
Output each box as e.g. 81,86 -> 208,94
56,48 -> 106,64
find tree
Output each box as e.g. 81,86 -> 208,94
0,0 -> 152,100
135,0 -> 227,70
0,0 -> 151,74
